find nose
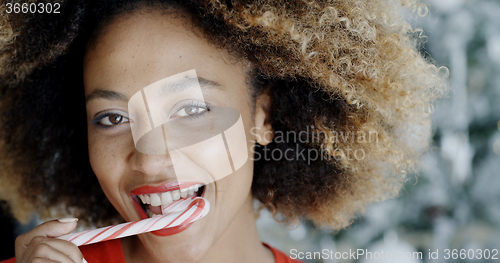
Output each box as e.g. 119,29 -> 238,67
129,149 -> 175,176
128,124 -> 176,176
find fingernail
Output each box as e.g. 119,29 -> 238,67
58,218 -> 78,223
82,258 -> 88,263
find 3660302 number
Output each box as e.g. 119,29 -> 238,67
444,249 -> 499,260
5,2 -> 61,14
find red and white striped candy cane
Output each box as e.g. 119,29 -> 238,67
58,197 -> 209,246
161,195 -> 197,214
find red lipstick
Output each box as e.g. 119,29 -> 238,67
130,182 -> 206,236
130,181 -> 201,195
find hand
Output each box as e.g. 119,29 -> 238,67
15,218 -> 87,263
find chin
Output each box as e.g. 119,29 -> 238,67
140,228 -> 212,263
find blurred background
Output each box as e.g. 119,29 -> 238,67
257,0 -> 500,262
1,0 -> 499,261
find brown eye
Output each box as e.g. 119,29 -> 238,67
95,113 -> 130,127
168,100 -> 209,120
171,105 -> 207,119
185,106 -> 199,116
109,114 -> 123,124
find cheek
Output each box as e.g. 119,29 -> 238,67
172,109 -> 254,184
172,135 -> 233,184
88,133 -> 130,195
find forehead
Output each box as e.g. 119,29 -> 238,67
83,9 -> 243,97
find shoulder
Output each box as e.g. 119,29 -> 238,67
79,239 -> 126,263
262,243 -> 305,263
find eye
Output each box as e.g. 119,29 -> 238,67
91,112 -> 130,127
176,106 -> 207,117
169,102 -> 209,119
101,114 -> 129,126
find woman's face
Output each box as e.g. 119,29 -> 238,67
83,9 -> 270,263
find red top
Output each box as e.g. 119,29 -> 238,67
1,239 -> 303,263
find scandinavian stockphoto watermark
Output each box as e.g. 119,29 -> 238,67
127,68 -> 380,183
289,248 -> 499,261
250,125 -> 378,164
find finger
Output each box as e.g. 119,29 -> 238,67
15,219 -> 78,262
30,258 -> 59,263
40,238 -> 83,263
23,242 -> 75,263
23,236 -> 84,263
40,218 -> 79,238
17,218 -> 78,248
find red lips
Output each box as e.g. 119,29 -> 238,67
150,222 -> 195,236
130,181 -> 206,236
130,181 -> 202,195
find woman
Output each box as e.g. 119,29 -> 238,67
0,0 -> 447,262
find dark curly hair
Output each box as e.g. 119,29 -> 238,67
0,0 -> 447,229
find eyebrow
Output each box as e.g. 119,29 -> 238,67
85,77 -> 222,103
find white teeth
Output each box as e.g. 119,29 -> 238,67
161,192 -> 173,206
137,184 -> 204,208
146,210 -> 163,218
150,193 -> 161,206
172,190 -> 181,201
138,195 -> 146,204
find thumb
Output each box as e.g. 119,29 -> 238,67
33,218 -> 79,238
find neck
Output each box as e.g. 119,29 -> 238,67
200,194 -> 275,263
122,194 -> 275,263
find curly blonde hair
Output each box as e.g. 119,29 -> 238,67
0,0 -> 447,230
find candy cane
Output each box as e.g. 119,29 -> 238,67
58,197 -> 209,246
